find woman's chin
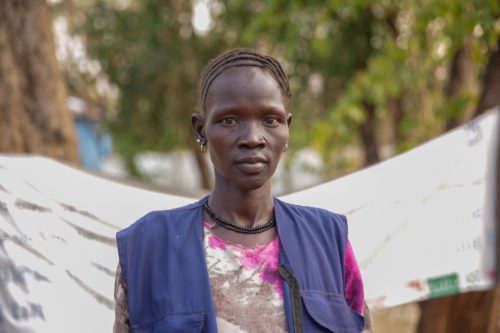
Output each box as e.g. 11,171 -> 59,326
229,175 -> 272,192
214,168 -> 275,192
238,180 -> 270,192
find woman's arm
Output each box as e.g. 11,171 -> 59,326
113,264 -> 130,333
344,240 -> 374,332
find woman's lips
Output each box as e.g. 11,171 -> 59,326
235,156 -> 267,174
236,162 -> 266,173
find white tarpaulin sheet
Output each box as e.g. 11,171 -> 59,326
284,108 -> 499,309
0,108 -> 498,331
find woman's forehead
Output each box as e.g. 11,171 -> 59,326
205,67 -> 285,111
212,66 -> 273,86
199,49 -> 291,114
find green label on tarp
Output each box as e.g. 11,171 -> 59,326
427,273 -> 460,298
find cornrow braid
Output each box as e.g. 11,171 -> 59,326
200,49 -> 291,112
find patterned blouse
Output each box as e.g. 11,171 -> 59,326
113,222 -> 368,333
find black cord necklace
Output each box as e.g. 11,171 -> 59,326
203,202 -> 276,234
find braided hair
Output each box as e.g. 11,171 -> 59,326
200,49 -> 291,112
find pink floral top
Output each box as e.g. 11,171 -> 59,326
113,223 -> 367,333
203,221 -> 287,332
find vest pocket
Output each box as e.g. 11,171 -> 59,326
133,311 -> 205,333
301,291 -> 364,333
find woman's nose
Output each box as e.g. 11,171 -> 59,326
238,122 -> 265,149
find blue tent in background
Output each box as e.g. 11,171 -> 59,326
68,96 -> 112,171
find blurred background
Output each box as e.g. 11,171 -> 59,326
0,0 -> 499,332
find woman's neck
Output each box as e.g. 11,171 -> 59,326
208,183 -> 274,229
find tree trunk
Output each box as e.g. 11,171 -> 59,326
418,289 -> 500,333
359,101 -> 380,166
389,97 -> 405,146
0,0 -> 79,163
445,39 -> 475,131
476,38 -> 500,115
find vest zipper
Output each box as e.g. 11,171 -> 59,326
278,264 -> 304,333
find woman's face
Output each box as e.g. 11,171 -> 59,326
194,67 -> 291,191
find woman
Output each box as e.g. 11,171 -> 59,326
114,49 -> 372,332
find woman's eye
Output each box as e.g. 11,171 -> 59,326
220,118 -> 237,126
263,117 -> 280,127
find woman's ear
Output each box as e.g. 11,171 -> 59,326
192,113 -> 206,142
287,113 -> 293,127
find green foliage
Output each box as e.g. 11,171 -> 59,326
71,0 -> 225,172
58,0 -> 500,181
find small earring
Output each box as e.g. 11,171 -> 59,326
195,137 -> 207,152
283,143 -> 288,153
200,140 -> 207,153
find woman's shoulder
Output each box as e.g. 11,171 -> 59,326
275,197 -> 347,222
274,198 -> 349,238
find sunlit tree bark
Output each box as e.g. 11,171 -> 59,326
0,0 -> 79,163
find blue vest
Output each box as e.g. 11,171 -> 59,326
117,197 -> 364,333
